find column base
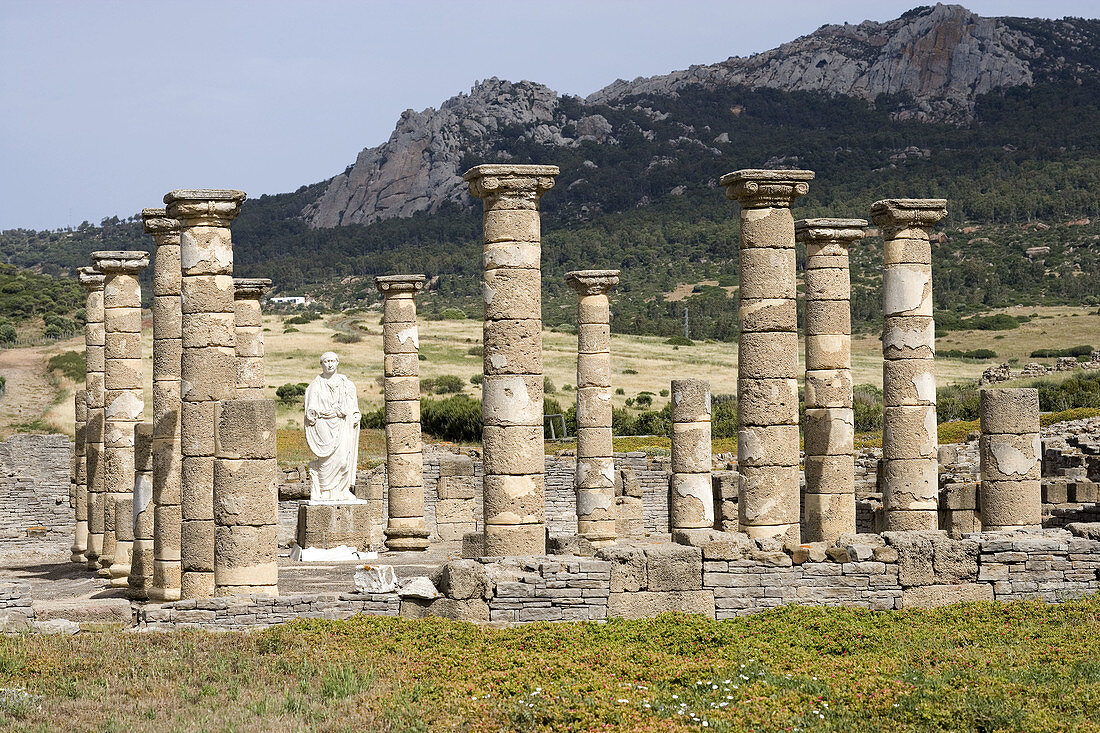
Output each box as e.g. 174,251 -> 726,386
884,510 -> 938,532
71,521 -> 89,563
384,530 -> 430,552
85,533 -> 102,570
108,540 -> 132,587
150,560 -> 182,602
742,523 -> 801,544
180,570 -> 215,600
484,523 -> 545,557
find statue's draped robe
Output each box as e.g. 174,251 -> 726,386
305,373 -> 360,501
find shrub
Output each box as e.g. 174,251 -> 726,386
469,374 -> 483,385
276,383 -> 309,403
47,351 -> 85,382
659,389 -> 669,397
1030,345 -> 1093,358
635,393 -> 653,408
360,408 -> 384,429
283,327 -> 299,333
332,332 -> 361,343
853,384 -> 883,433
421,395 -> 482,442
665,335 -> 693,346
940,348 -> 997,359
433,374 -> 465,394
544,377 -> 557,394
441,308 -> 466,320
615,387 -> 625,395
466,345 -> 484,356
0,323 -> 16,343
1032,370 -> 1100,411
938,383 -> 981,422
623,368 -> 638,375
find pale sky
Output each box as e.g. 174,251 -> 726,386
1,0 -> 1095,231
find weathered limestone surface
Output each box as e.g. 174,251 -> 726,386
980,388 -> 1041,531
127,424 -> 154,598
143,208 -> 183,602
566,269 -> 620,547
165,188 -> 246,599
71,389 -> 88,563
466,163 -> 558,556
377,274 -> 429,551
92,250 -> 149,583
214,400 -> 279,596
79,267 -> 107,570
796,218 -> 866,542
722,169 -> 813,543
669,379 -> 714,532
233,278 -> 272,399
872,198 -> 947,531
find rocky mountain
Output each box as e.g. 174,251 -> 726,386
301,4 -> 1099,229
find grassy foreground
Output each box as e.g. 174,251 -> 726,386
2,599 -> 1100,731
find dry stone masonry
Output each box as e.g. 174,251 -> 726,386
165,188 -> 246,599
980,388 -> 1042,531
376,274 -> 430,551
465,163 -> 559,556
92,250 -> 149,582
669,379 -> 714,532
143,207 -> 184,602
796,218 -> 867,542
70,389 -> 88,563
79,267 -> 107,570
872,198 -> 947,531
233,278 -> 272,398
722,169 -> 813,543
565,269 -> 620,547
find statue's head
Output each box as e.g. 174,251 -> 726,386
320,351 -> 339,377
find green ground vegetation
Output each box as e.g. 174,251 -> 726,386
2,600 -> 1100,731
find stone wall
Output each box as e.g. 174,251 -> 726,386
0,434 -> 73,552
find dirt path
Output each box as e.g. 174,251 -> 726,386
0,345 -> 60,438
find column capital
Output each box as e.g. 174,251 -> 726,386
870,198 -> 947,235
565,269 -> 620,296
233,278 -> 272,300
795,218 -> 868,245
78,266 -> 106,289
375,274 -> 426,297
463,164 -> 559,210
720,169 -> 814,208
91,250 -> 150,275
141,208 -> 181,240
163,189 -> 246,226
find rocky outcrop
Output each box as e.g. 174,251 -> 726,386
587,4 -> 1035,121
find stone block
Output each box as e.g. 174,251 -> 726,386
215,400 -> 276,460
804,454 -> 855,494
738,247 -> 796,299
979,388 -> 1040,434
436,498 -> 476,525
738,332 -> 799,379
645,544 -> 702,591
483,375 -> 543,427
384,354 -> 419,378
931,536 -> 979,583
597,545 -> 647,593
483,523 -> 545,557
461,531 -> 484,559
803,408 -> 854,458
738,465 -> 800,525
383,376 -> 418,401
883,531 -> 940,587
483,474 -> 543,525
607,589 -> 715,619
401,597 -> 490,623
483,318 -> 542,374
439,452 -> 475,477
214,525 -> 278,587
384,399 -> 420,425
213,459 -> 278,526
738,298 -> 797,333
882,316 -> 935,360
737,425 -> 800,467
899,583 -> 994,609
737,378 -> 798,425
547,533 -> 596,557
883,458 -> 938,511
670,472 -> 713,529
804,369 -> 853,409
482,268 -> 541,321
882,263 -> 933,317
804,269 -> 850,303
295,502 -> 374,550
672,422 -> 713,472
805,297 -> 851,336
437,474 -> 478,500
805,334 -> 851,371
980,434 -> 1041,482
883,358 -> 937,407
981,480 -> 1042,529
882,406 -> 938,459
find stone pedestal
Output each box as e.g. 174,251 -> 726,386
165,188 -> 246,599
465,164 -> 558,557
79,267 -> 107,571
143,208 -> 183,601
871,198 -> 947,531
566,269 -> 620,547
296,503 -> 375,550
670,379 -> 714,532
71,389 -> 89,563
214,400 -> 279,596
92,250 -> 150,580
795,218 -> 866,542
233,278 -> 271,399
979,388 -> 1041,531
127,423 -> 154,598
721,169 -> 813,543
376,274 -> 430,551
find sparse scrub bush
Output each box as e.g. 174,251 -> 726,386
332,332 -> 361,343
47,351 -> 85,382
276,383 -> 308,403
1030,344 -> 1093,358
420,394 -> 482,442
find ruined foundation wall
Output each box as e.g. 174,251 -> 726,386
0,435 -> 73,552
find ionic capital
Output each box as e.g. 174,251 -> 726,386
464,164 -> 559,210
91,250 -> 150,275
795,218 -> 868,245
233,278 -> 272,300
870,199 -> 947,237
565,269 -> 621,296
141,208 -> 181,241
78,266 -> 106,289
163,189 -> 246,226
720,169 -> 814,208
375,274 -> 426,298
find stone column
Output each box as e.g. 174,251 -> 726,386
871,198 -> 947,531
143,207 -> 183,601
465,164 -> 558,557
233,278 -> 272,399
214,400 -> 279,596
795,218 -> 866,542
127,423 -> 154,598
92,250 -> 149,581
979,388 -> 1041,531
565,269 -> 620,546
165,189 -> 245,599
79,267 -> 107,570
721,169 -> 813,543
71,389 -> 89,563
670,378 -> 714,532
376,274 -> 430,552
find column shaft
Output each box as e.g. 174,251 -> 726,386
979,388 -> 1041,531
670,379 -> 714,531
466,164 -> 558,557
127,423 -> 154,598
234,278 -> 271,399
872,199 -> 947,531
722,169 -> 813,544
566,270 -> 620,546
165,189 -> 245,599
377,275 -> 429,551
80,268 -> 107,570
71,389 -> 89,563
796,219 -> 866,542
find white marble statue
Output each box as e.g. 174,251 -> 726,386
304,352 -> 361,502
